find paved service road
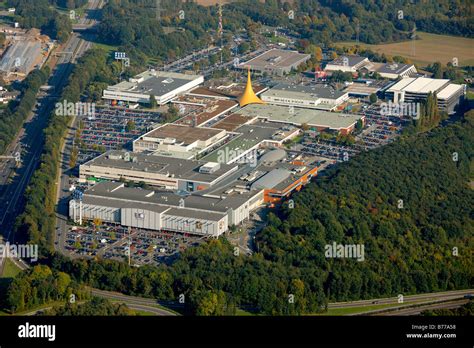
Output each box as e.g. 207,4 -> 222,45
89,288 -> 179,316
375,299 -> 470,316
329,289 -> 473,309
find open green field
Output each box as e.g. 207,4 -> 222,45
336,32 -> 474,67
1,259 -> 22,279
93,42 -> 119,54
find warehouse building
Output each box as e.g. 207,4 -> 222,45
79,150 -> 238,192
0,39 -> 42,78
260,83 -> 349,111
368,62 -> 417,79
206,149 -> 320,205
250,150 -> 319,204
324,56 -> 370,73
237,49 -> 311,76
237,104 -> 364,135
202,120 -> 300,164
133,123 -> 228,159
103,70 -> 204,105
69,181 -> 265,236
386,77 -> 465,113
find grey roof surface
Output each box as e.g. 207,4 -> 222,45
260,149 -> 287,164
107,71 -> 202,97
251,168 -> 291,190
376,63 -> 414,74
0,40 -> 42,74
237,104 -> 363,129
239,49 -> 310,70
202,120 -> 297,162
263,83 -> 347,100
82,196 -> 170,214
142,124 -> 223,145
163,208 -> 226,221
327,55 -> 368,67
84,181 -> 259,214
135,76 -> 189,95
82,150 -> 237,184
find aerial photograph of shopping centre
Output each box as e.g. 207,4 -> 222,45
0,1 -> 472,344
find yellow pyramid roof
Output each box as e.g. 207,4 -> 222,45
238,68 -> 265,107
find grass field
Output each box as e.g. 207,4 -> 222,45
93,42 -> 119,54
1,259 -> 22,279
336,32 -> 474,67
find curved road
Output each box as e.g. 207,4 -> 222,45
89,288 -> 178,316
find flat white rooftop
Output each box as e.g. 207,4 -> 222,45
105,70 -> 203,98
238,104 -> 362,130
388,77 -> 450,94
437,84 -> 464,99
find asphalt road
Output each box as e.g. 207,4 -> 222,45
0,32 -> 90,242
375,299 -> 470,316
89,288 -> 178,316
72,0 -> 105,31
0,1 -> 103,273
328,289 -> 473,309
54,0 -> 106,253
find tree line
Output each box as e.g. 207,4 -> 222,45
6,265 -> 88,313
7,0 -> 75,42
41,296 -> 136,316
15,49 -> 113,254
0,68 -> 49,155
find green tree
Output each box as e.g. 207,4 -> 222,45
369,93 -> 378,104
149,95 -> 157,109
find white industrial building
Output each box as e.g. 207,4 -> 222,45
103,70 -> 204,105
260,83 -> 349,111
69,182 -> 265,236
369,62 -> 417,79
324,56 -> 370,73
133,123 -> 228,159
237,49 -> 311,76
386,77 -> 465,113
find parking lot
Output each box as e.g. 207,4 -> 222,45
298,104 -> 406,161
356,104 -> 404,149
77,107 -> 163,163
301,140 -> 359,162
63,222 -> 207,266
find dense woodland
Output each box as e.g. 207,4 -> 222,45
422,301 -> 473,316
6,0 -> 80,42
41,297 -> 135,316
94,0 -> 473,68
5,265 -> 88,313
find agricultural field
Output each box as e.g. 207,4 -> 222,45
336,32 -> 474,67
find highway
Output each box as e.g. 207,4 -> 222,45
374,299 -> 470,316
0,0 -> 105,273
72,0 -> 105,31
0,32 -> 90,237
89,288 -> 178,316
328,289 -> 473,309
